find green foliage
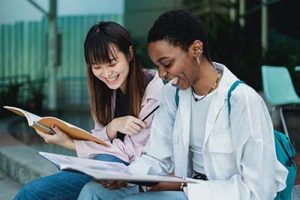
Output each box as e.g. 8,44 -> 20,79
25,78 -> 45,113
0,82 -> 25,118
0,76 -> 46,118
208,20 -> 263,90
134,38 -> 154,69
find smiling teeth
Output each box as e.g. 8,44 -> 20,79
107,75 -> 118,82
169,76 -> 178,85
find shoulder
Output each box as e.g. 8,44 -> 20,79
218,64 -> 265,108
229,83 -> 266,110
159,84 -> 178,109
144,70 -> 164,96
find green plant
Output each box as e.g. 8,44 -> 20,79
25,78 -> 46,113
0,82 -> 25,118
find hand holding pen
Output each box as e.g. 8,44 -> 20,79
106,105 -> 160,138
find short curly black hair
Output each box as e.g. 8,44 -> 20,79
147,9 -> 211,61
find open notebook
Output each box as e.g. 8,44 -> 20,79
38,151 -> 199,184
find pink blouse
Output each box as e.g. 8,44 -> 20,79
74,71 -> 164,163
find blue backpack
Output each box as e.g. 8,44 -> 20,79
175,80 -> 296,199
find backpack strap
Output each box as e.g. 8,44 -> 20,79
175,87 -> 180,108
227,80 -> 244,114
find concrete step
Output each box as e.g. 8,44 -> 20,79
0,169 -> 21,200
0,132 -> 58,185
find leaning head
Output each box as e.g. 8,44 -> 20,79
84,21 -> 135,91
147,10 -> 211,90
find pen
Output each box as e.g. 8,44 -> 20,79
141,105 -> 160,121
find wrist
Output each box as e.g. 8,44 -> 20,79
107,121 -> 116,140
64,139 -> 75,150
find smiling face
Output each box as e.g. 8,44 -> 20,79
148,40 -> 200,90
91,44 -> 130,92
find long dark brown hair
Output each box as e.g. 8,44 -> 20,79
84,21 -> 146,126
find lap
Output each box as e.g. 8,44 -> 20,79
14,170 -> 92,200
78,181 -> 139,200
78,182 -> 187,200
123,191 -> 187,200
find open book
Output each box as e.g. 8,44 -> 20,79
39,151 -> 199,184
3,106 -> 108,146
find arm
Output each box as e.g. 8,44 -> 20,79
35,125 -> 75,150
128,84 -> 178,175
187,86 -> 287,200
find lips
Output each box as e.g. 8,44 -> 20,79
105,75 -> 119,83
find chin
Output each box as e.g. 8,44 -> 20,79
107,84 -> 121,90
177,83 -> 189,90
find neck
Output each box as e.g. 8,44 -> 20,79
192,60 -> 219,96
119,80 -> 127,94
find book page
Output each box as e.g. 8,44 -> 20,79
39,152 -> 127,173
3,106 -> 41,126
39,152 -> 198,184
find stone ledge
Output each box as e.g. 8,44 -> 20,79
0,133 -> 58,185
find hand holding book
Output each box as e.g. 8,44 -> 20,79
3,106 -> 109,147
35,125 -> 76,150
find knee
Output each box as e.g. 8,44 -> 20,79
14,182 -> 36,200
78,181 -> 103,200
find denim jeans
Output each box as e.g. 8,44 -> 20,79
13,154 -> 128,200
78,181 -> 187,200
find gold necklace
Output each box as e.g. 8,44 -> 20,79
192,73 -> 220,102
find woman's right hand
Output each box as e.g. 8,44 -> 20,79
35,125 -> 75,150
107,116 -> 147,139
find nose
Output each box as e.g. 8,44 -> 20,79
99,67 -> 113,78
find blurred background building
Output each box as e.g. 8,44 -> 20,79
1,0 -> 299,113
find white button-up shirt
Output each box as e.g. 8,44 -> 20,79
129,63 -> 288,200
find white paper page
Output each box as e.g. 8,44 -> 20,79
39,152 -> 127,173
39,152 -> 199,183
25,111 -> 42,125
38,152 -> 198,183
3,106 -> 41,125
67,165 -> 197,183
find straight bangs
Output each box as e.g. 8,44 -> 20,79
84,32 -> 117,66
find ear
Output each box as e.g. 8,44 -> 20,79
190,40 -> 203,58
127,45 -> 134,62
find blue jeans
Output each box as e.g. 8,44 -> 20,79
14,154 -> 128,200
78,181 -> 187,200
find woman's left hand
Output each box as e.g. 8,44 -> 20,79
36,125 -> 76,150
147,182 -> 181,191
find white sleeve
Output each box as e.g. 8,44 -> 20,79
128,84 -> 177,175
